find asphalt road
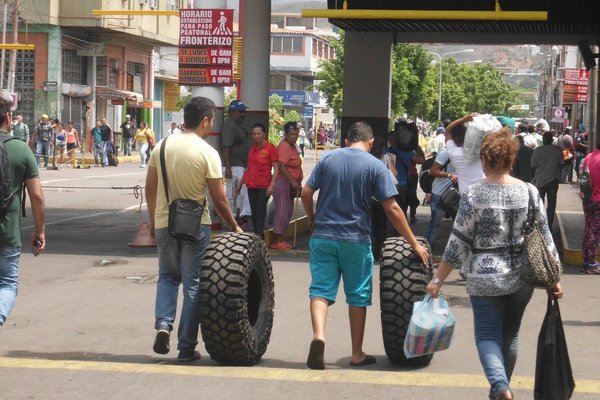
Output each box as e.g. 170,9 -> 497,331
0,159 -> 599,399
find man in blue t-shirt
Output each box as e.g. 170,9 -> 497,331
301,121 -> 429,370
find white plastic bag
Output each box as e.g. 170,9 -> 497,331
404,294 -> 456,358
536,118 -> 550,132
462,114 -> 502,163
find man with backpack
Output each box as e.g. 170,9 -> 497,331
425,149 -> 457,249
0,97 -> 46,328
32,114 -> 53,168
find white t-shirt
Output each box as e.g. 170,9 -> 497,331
446,140 -> 486,193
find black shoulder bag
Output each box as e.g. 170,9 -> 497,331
159,136 -> 207,241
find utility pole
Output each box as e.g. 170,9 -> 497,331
0,1 -> 8,91
7,0 -> 19,93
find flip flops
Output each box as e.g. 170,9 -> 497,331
306,339 -> 325,370
270,241 -> 292,250
581,266 -> 600,275
349,354 -> 376,367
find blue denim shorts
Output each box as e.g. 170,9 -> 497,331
309,238 -> 374,307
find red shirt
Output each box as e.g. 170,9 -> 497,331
278,140 -> 303,182
243,142 -> 279,189
583,149 -> 600,202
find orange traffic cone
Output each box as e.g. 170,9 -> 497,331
128,222 -> 157,247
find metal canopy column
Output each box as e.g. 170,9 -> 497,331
341,31 -> 393,145
240,0 -> 271,130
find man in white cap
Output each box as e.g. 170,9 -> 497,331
221,100 -> 252,227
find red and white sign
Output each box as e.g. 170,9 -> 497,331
551,106 -> 565,123
178,9 -> 234,86
563,68 -> 589,103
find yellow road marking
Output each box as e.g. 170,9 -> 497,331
0,357 -> 599,393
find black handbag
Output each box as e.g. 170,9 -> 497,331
534,299 -> 575,400
439,184 -> 460,219
159,136 -> 206,241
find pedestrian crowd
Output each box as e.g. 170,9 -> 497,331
0,93 -> 592,399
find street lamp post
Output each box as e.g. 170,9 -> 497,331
429,49 -> 475,121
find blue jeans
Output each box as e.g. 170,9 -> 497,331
36,140 -> 50,167
426,193 -> 444,246
0,247 -> 21,327
470,284 -> 534,399
101,141 -> 112,166
154,225 -> 211,351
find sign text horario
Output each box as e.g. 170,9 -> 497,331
178,9 -> 234,86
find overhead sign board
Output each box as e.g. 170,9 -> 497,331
563,68 -> 589,103
178,9 -> 234,86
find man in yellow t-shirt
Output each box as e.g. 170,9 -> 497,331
145,96 -> 242,362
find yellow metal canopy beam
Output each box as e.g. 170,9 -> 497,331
301,9 -> 548,22
0,44 -> 35,50
92,10 -> 179,16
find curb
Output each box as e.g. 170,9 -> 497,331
557,213 -> 582,266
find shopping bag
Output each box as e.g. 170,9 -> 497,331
463,114 -> 502,163
534,299 -> 575,400
404,294 -> 455,358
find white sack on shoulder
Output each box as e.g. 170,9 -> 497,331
463,114 -> 502,163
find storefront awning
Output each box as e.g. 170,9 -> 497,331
96,86 -> 143,102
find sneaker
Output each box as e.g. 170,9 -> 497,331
177,350 -> 201,362
153,329 -> 170,354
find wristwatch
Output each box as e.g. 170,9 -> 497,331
432,276 -> 442,285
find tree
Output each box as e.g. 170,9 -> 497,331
392,44 -> 433,119
426,60 -> 518,121
314,30 -> 518,123
313,31 -> 345,116
268,94 -> 283,144
284,110 -> 301,123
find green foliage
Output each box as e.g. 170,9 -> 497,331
311,29 -> 519,123
268,94 -> 284,144
313,31 -> 345,116
392,44 -> 433,119
224,88 -> 237,108
175,86 -> 192,110
284,110 -> 301,123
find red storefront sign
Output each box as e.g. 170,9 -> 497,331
563,68 -> 589,103
178,9 -> 234,86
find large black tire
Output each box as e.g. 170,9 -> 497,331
380,236 -> 433,366
199,232 -> 274,365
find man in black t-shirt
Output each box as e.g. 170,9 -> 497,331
99,118 -> 113,167
120,115 -> 136,156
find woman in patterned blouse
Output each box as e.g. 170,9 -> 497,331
426,128 -> 563,400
